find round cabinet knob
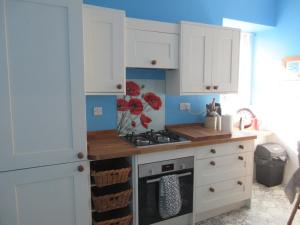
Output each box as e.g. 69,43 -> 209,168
210,161 -> 216,166
237,181 -> 243,186
213,85 -> 219,90
151,60 -> 157,65
116,84 -> 122,90
238,156 -> 244,161
206,86 -> 211,90
238,145 -> 244,149
210,149 -> 216,154
209,187 -> 215,192
77,152 -> 84,159
77,165 -> 84,172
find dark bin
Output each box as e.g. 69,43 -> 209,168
255,143 -> 287,187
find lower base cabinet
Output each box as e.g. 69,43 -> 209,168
0,162 -> 91,225
195,176 -> 252,213
194,140 -> 254,223
195,152 -> 253,186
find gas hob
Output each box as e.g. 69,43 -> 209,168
123,130 -> 190,148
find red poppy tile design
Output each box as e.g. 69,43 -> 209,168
117,80 -> 165,134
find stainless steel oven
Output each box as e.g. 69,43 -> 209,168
138,157 -> 194,225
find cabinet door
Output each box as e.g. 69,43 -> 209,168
83,6 -> 125,95
180,23 -> 213,93
211,28 -> 240,93
195,176 -> 252,213
0,162 -> 91,225
126,29 -> 179,69
0,0 -> 86,171
195,152 -> 253,186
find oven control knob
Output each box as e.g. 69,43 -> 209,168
180,164 -> 186,170
148,169 -> 153,175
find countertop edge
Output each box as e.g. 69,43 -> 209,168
87,130 -> 257,161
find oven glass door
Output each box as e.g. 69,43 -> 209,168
138,169 -> 193,225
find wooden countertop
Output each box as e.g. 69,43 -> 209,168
87,130 -> 140,160
87,125 -> 257,161
165,123 -> 232,140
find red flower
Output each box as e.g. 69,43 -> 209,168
131,121 -> 136,127
143,92 -> 162,110
126,81 -> 140,96
128,98 -> 143,115
140,113 -> 152,128
117,99 -> 129,111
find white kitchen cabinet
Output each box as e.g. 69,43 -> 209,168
195,176 -> 252,213
195,141 -> 253,160
174,23 -> 212,94
195,151 -> 253,186
0,161 -> 91,225
0,0 -> 87,171
126,18 -> 179,69
166,22 -> 240,95
211,28 -> 240,92
83,5 -> 125,95
193,140 -> 254,222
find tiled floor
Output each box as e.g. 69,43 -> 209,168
197,183 -> 300,225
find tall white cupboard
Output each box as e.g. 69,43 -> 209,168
0,0 -> 90,224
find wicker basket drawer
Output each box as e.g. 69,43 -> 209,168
93,207 -> 132,225
91,158 -> 131,188
92,183 -> 132,213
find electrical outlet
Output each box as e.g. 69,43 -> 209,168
180,103 -> 191,111
93,106 -> 103,116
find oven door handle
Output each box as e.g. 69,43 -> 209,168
146,172 -> 192,184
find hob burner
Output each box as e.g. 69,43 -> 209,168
123,129 -> 190,147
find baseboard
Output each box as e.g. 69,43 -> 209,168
194,199 -> 250,223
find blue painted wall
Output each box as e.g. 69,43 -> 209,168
253,0 -> 300,112
84,0 -> 276,26
85,0 -> 277,131
254,0 -> 300,59
253,0 -> 300,134
251,0 -> 300,181
165,95 -> 219,125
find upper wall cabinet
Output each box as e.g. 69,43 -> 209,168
166,22 -> 240,95
83,6 -> 125,95
0,0 -> 87,171
211,27 -> 240,92
126,18 -> 179,69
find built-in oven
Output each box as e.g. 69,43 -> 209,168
138,157 -> 194,225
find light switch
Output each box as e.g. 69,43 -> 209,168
93,106 -> 103,116
180,103 -> 191,111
